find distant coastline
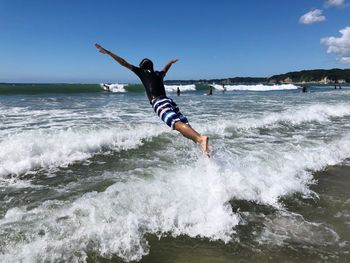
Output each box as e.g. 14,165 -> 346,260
165,68 -> 350,85
1,68 -> 349,86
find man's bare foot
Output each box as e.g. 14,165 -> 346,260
198,136 -> 209,156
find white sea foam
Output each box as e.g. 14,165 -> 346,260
2,89 -> 350,262
222,84 -> 299,91
203,103 -> 350,135
0,124 -> 166,178
258,211 -> 340,247
239,103 -> 350,128
0,158 -> 239,262
2,102 -> 350,180
209,84 -> 225,90
100,83 -> 128,92
1,132 -> 350,262
164,84 -> 196,92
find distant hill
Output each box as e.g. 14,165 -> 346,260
269,68 -> 350,84
165,68 -> 350,85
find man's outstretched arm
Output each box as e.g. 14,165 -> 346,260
162,59 -> 179,76
95,44 -> 133,70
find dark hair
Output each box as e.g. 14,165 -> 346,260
139,58 -> 154,71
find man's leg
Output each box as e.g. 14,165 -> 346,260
174,122 -> 209,155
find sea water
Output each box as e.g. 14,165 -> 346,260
0,84 -> 349,262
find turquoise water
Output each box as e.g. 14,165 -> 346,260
0,84 -> 350,262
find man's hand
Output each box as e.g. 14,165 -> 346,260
162,59 -> 180,75
95,43 -> 108,54
95,43 -> 133,70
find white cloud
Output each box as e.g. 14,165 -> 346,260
325,0 -> 345,7
299,9 -> 326,25
339,57 -> 350,63
321,27 -> 350,64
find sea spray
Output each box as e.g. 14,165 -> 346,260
200,102 -> 350,135
100,83 -> 128,93
223,84 -> 299,91
0,124 -> 167,178
1,85 -> 350,262
2,132 -> 350,261
164,84 -> 196,92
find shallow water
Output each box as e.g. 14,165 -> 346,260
0,85 -> 350,262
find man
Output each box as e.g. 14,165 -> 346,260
95,44 -> 209,155
102,83 -> 111,92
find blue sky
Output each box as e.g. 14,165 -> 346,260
0,0 -> 349,83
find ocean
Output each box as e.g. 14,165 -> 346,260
0,83 -> 349,262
